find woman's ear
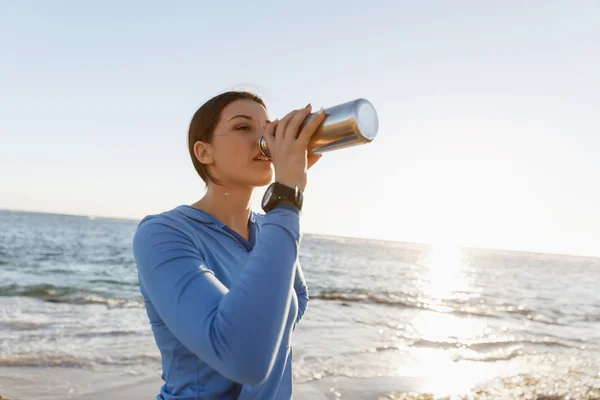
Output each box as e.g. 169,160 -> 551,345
193,141 -> 214,165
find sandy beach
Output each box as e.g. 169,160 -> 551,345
0,366 -> 427,400
4,364 -> 600,400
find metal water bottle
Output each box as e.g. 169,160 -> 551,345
258,98 -> 379,158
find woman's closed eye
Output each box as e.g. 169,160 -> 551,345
235,124 -> 252,132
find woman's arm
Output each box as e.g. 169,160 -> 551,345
133,206 -> 300,386
293,260 -> 309,329
275,203 -> 308,329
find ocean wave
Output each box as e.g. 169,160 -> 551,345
0,320 -> 53,330
73,330 -> 143,338
454,346 -> 524,362
411,338 -> 579,362
0,283 -> 143,308
412,337 -> 578,351
0,355 -> 92,368
0,354 -> 160,368
312,290 -> 563,324
0,283 -> 78,298
46,295 -> 143,308
312,291 -> 448,311
374,345 -> 402,353
88,279 -> 137,287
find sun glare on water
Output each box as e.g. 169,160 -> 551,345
394,242 -> 501,396
422,242 -> 470,301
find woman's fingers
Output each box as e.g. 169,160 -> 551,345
268,103 -> 325,192
276,107 -> 303,141
297,108 -> 326,146
284,104 -> 312,144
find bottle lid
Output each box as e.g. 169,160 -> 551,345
354,98 -> 379,141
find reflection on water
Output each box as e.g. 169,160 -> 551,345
401,244 -> 501,396
421,244 -> 472,301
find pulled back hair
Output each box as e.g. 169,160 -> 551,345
187,91 -> 267,186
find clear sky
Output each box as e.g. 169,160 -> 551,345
1,1 -> 599,257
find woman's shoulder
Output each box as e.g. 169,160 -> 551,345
133,205 -> 211,257
134,205 -> 211,239
136,205 -> 186,227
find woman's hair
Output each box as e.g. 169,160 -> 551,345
188,90 -> 267,186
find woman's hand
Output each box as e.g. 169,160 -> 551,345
262,104 -> 326,192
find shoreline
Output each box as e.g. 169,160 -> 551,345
0,366 -> 427,400
4,361 -> 600,399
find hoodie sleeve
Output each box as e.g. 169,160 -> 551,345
133,206 -> 300,386
267,203 -> 309,328
293,260 -> 309,329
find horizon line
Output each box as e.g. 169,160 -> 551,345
1,207 -> 598,261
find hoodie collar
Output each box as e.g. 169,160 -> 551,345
175,205 -> 257,228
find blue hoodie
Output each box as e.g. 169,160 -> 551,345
132,203 -> 308,400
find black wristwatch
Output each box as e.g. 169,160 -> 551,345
261,182 -> 303,213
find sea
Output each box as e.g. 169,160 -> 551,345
1,209 -> 599,399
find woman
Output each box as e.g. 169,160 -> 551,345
133,90 -> 325,400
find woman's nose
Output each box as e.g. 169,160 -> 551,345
255,127 -> 264,139
255,124 -> 269,140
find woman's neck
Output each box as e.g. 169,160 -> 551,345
192,184 -> 254,240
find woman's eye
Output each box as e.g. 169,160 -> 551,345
236,125 -> 251,131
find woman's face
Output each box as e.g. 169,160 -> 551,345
204,99 -> 273,188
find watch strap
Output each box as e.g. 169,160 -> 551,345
262,182 -> 303,212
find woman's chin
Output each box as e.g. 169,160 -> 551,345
248,172 -> 273,187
